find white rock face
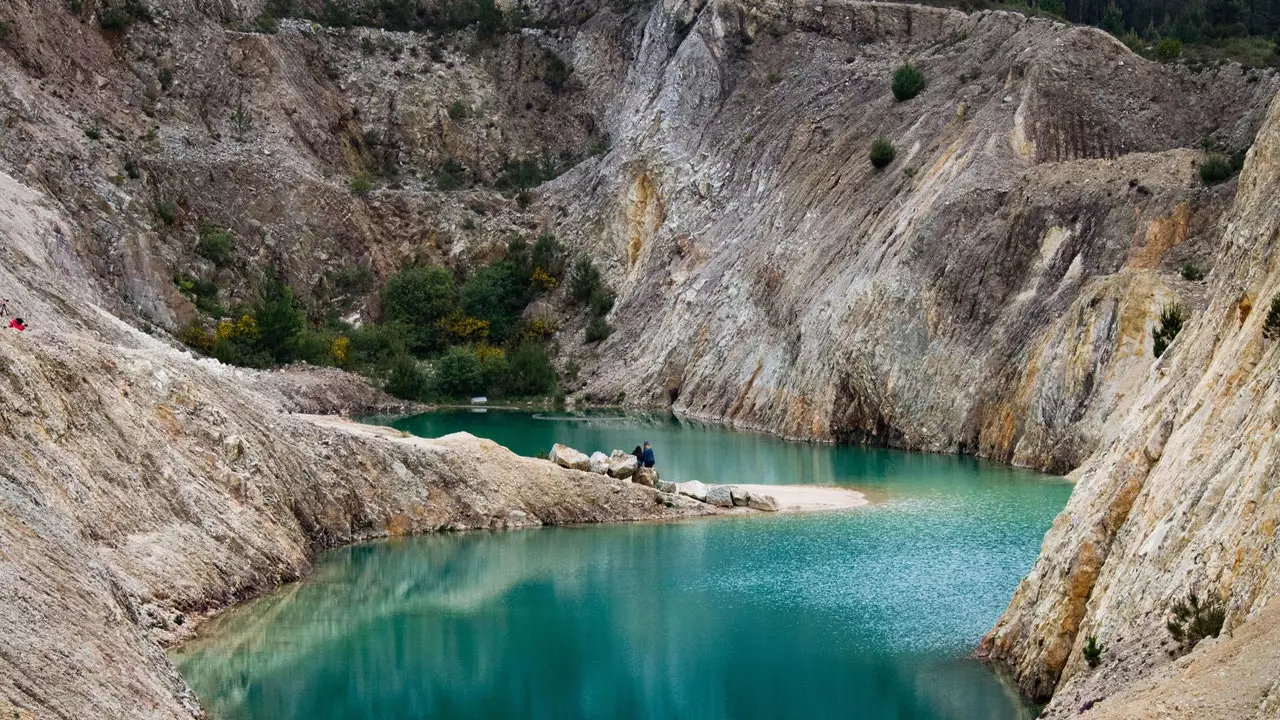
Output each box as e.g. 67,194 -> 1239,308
674,480 -> 708,502
730,487 -> 751,507
549,444 -> 590,471
746,493 -> 779,512
606,450 -> 637,479
705,485 -> 734,508
588,451 -> 610,474
656,480 -> 676,493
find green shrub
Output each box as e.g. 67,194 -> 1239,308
1198,154 -> 1234,185
154,201 -> 178,226
381,266 -> 459,354
100,8 -> 130,29
0,22 -> 13,42
197,226 -> 234,267
499,342 -> 558,397
1155,37 -> 1182,61
1179,262 -> 1204,281
569,257 -> 602,305
495,154 -> 559,191
585,315 -> 612,343
255,13 -> 279,34
349,174 -> 374,196
532,233 -> 566,279
1264,295 -> 1280,340
1152,304 -> 1185,358
447,100 -> 470,121
516,190 -> 533,208
84,124 -> 102,140
543,50 -> 570,91
1083,635 -> 1104,668
1166,591 -> 1226,656
461,217 -> 476,230
869,139 -> 896,169
461,259 -> 531,342
123,158 -> 141,179
251,271 -> 307,364
891,63 -> 925,101
349,322 -> 411,368
333,264 -> 374,297
589,289 -> 615,317
434,345 -> 485,397
360,37 -> 377,55
436,157 -> 468,190
385,354 -> 428,400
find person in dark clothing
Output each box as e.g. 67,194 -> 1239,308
632,445 -> 644,468
641,441 -> 655,468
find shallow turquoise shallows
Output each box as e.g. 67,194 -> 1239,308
173,410 -> 1072,720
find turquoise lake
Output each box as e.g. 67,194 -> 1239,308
173,410 -> 1072,720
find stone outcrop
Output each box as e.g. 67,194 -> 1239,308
549,444 -> 591,471
747,492 -> 780,513
632,467 -> 658,488
589,451 -> 611,474
978,93 -> 1280,718
674,480 -> 709,503
705,485 -> 734,508
607,450 -> 638,479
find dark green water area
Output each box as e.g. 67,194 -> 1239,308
173,410 -> 1071,720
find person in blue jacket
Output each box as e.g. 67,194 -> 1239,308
641,441 -> 656,468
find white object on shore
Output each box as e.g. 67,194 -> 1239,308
470,396 -> 487,404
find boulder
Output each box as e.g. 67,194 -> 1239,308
656,480 -> 677,493
588,451 -> 610,474
730,486 -> 751,507
674,480 -> 708,502
606,451 -> 638,479
549,443 -> 590,471
705,484 -> 734,508
748,493 -> 779,512
633,467 -> 657,487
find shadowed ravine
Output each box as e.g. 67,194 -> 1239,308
173,412 -> 1069,719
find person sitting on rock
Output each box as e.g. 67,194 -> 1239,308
8,317 -> 25,332
632,445 -> 644,468
641,441 -> 655,469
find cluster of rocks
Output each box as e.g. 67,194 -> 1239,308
546,444 -> 778,512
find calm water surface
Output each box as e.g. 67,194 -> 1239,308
174,410 -> 1071,720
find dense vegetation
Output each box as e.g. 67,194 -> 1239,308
927,0 -> 1280,67
177,233 -> 602,404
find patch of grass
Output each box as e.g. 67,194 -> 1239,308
1166,591 -> 1226,656
158,67 -> 173,91
543,50 -> 570,92
1152,304 -> 1185,358
1198,153 -> 1235,185
197,225 -> 234,267
461,217 -> 476,230
100,9 -> 130,30
1155,37 -> 1182,62
891,63 -> 925,101
154,200 -> 178,227
585,314 -> 612,343
84,124 -> 102,140
1182,36 -> 1276,70
1083,635 -> 1104,668
436,157 -> 468,191
1179,263 -> 1204,282
0,21 -> 12,42
349,174 -> 374,196
255,13 -> 280,34
360,37 -> 377,55
448,100 -> 469,121
869,139 -> 896,169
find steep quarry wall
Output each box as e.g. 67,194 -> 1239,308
978,92 -> 1280,718
551,0 -> 1277,475
0,0 -> 1279,717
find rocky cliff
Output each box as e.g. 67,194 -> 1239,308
1,0 -> 1279,717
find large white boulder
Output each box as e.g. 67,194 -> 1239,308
730,486 -> 751,507
675,480 -> 708,502
705,484 -> 734,508
606,450 -> 638,479
588,451 -> 610,474
656,480 -> 677,493
748,492 -> 779,512
549,443 -> 590,471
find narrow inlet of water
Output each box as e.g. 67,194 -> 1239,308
173,410 -> 1070,719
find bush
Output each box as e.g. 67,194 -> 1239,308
1264,295 -> 1280,340
589,289 -> 615,317
532,233 -> 566,279
385,355 -> 428,400
499,342 -> 558,397
544,50 -> 570,91
381,266 -> 459,354
585,314 -> 612,343
154,201 -> 178,226
1166,591 -> 1226,656
197,226 -> 234,267
1155,37 -> 1183,62
178,323 -> 214,353
891,63 -> 925,101
251,271 -> 307,364
1152,304 -> 1185,358
348,322 -> 411,368
569,257 -> 602,305
1082,635 -> 1104,668
1198,153 -> 1234,185
84,124 -> 102,140
123,158 -> 141,179
255,13 -> 279,33
349,174 -> 374,196
447,100 -> 469,121
434,345 -> 485,398
0,22 -> 11,42
1179,262 -> 1204,281
101,8 -> 130,29
436,157 -> 468,190
461,260 -> 531,342
869,139 -> 896,169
